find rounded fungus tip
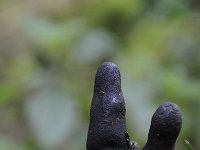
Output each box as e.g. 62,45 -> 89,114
143,102 -> 182,150
151,102 -> 182,136
94,62 -> 121,94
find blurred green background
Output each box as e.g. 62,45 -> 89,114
0,0 -> 200,149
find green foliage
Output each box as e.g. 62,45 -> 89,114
0,0 -> 200,149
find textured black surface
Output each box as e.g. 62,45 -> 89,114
86,62 -> 182,150
86,62 -> 128,150
142,102 -> 182,150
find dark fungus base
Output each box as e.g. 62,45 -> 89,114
86,62 -> 182,150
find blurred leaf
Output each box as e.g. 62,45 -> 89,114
0,137 -> 33,150
24,87 -> 80,149
0,82 -> 19,105
23,16 -> 85,50
72,29 -> 118,63
122,77 -> 157,142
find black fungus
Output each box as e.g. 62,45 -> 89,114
86,62 -> 182,150
86,62 -> 128,150
142,102 -> 182,150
